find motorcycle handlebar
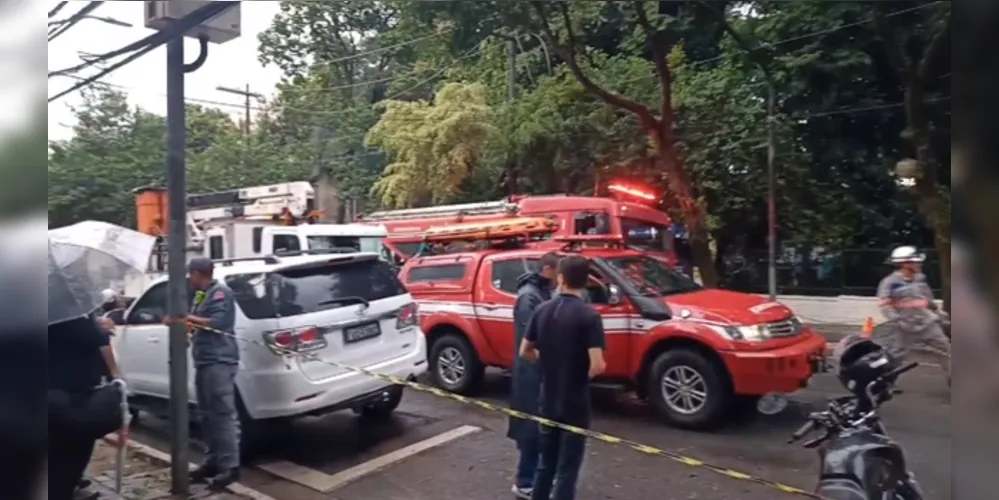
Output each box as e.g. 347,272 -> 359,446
788,420 -> 816,443
886,361 -> 919,379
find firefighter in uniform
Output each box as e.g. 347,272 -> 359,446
875,246 -> 951,385
164,257 -> 241,489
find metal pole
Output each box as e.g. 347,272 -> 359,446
507,40 -> 516,102
766,81 -> 777,300
243,83 -> 251,136
165,36 -> 190,496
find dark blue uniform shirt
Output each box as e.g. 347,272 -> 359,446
190,281 -> 239,366
524,293 -> 606,428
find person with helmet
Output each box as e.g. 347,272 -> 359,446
876,246 -> 950,384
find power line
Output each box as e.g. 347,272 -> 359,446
48,1 -> 69,18
48,2 -> 237,103
48,1 -> 104,41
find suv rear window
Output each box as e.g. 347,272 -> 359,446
406,264 -> 467,283
226,258 -> 407,319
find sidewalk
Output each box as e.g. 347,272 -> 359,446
85,440 -> 255,500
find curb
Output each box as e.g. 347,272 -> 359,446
101,437 -> 278,500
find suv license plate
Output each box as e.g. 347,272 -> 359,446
344,322 -> 381,344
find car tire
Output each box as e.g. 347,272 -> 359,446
429,333 -> 484,395
359,385 -> 404,419
647,348 -> 731,430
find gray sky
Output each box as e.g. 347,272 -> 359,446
47,1 -> 284,141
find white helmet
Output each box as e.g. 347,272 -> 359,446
889,245 -> 925,264
99,288 -> 118,304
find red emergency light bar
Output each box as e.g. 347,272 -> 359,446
607,183 -> 657,201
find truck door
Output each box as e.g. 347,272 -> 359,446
583,263 -> 635,378
475,255 -> 538,367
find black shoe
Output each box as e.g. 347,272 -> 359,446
190,464 -> 219,484
207,469 -> 240,491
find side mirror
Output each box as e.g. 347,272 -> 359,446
607,284 -> 623,306
104,308 -> 126,325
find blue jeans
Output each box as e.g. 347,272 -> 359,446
515,423 -> 541,488
530,427 -> 587,500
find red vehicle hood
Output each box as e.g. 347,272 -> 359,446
663,289 -> 793,325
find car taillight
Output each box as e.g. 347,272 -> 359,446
264,326 -> 327,354
396,303 -> 418,330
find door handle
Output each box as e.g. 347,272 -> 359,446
148,337 -> 161,343
481,303 -> 498,311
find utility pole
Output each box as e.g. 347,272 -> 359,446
165,35 -> 191,496
147,1 -> 241,495
216,83 -> 262,136
766,82 -> 777,301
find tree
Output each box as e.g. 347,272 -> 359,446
871,1 -> 952,308
366,82 -> 496,207
525,1 -> 726,285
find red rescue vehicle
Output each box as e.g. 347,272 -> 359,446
401,219 -> 828,429
361,192 -> 678,266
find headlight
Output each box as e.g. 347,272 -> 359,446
708,324 -> 772,342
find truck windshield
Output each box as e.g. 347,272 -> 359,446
604,255 -> 702,297
621,218 -> 672,253
307,235 -> 383,255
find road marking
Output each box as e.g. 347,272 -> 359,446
112,437 -> 279,500
256,424 -> 481,492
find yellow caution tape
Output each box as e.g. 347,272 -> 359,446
188,323 -> 821,498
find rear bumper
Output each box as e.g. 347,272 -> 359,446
240,333 -> 428,420
720,330 -> 828,396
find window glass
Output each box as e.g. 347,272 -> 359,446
272,234 -> 301,253
252,227 -> 263,253
621,218 -> 671,252
127,283 -> 168,322
406,264 -> 467,283
491,258 -> 538,294
605,255 -> 702,297
392,242 -> 422,258
226,259 -> 407,319
208,235 -> 224,260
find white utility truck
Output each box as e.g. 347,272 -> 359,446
135,181 -> 390,271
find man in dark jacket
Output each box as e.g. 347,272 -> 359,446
508,252 -> 560,499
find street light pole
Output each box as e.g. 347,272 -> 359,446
165,35 -> 190,496
766,82 -> 777,301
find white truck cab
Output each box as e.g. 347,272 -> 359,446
200,221 -> 389,261
135,182 -> 391,269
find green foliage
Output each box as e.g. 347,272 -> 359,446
366,82 -> 496,207
47,0 -> 950,278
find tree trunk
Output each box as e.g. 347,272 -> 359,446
906,79 -> 951,312
647,124 -> 719,287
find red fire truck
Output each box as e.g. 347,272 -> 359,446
361,192 -> 678,266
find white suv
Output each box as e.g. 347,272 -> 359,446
108,252 -> 427,454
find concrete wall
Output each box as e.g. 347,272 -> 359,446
770,294 -> 944,325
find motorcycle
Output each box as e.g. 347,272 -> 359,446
788,356 -> 925,500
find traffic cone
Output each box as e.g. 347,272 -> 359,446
860,317 -> 875,338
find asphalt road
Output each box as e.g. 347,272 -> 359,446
130,354 -> 951,500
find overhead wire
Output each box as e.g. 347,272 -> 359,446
47,1 -> 69,19
48,2 -> 237,103
48,1 -> 104,42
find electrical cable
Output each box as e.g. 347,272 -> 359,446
48,1 -> 103,42
48,1 -> 69,18
48,2 -> 237,103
